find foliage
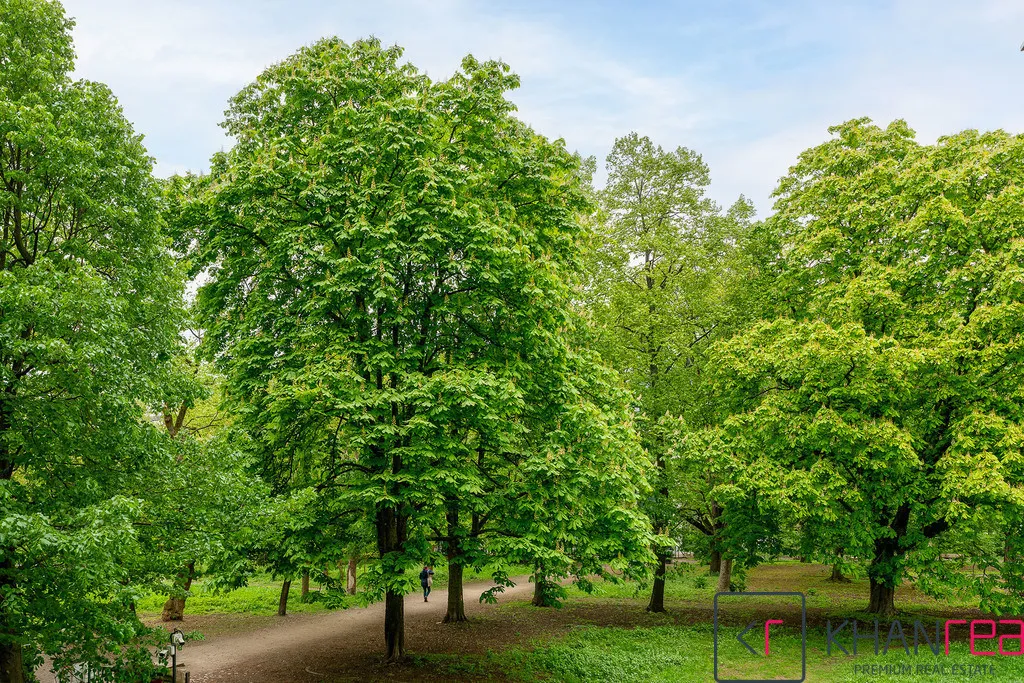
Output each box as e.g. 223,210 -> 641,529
583,132 -> 757,603
192,37 -> 652,656
0,0 -> 185,677
709,118 -> 1024,613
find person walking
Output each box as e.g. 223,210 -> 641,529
419,565 -> 434,602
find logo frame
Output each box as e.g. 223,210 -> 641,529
713,591 -> 807,683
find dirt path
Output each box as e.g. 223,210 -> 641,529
177,577 -> 533,682
38,578 -> 538,682
37,573 -> 680,682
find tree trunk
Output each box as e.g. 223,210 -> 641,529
347,557 -> 358,595
647,551 -> 667,612
866,507 -> 908,617
377,505 -> 407,661
531,568 -> 547,607
443,506 -> 468,623
709,550 -> 721,575
278,580 -> 291,616
383,588 -> 405,660
301,570 -> 310,602
709,503 -> 725,576
532,565 -> 557,610
0,642 -> 25,683
444,560 -> 467,623
867,578 -> 896,617
716,558 -> 733,593
161,596 -> 185,622
161,562 -> 195,621
829,562 -> 851,583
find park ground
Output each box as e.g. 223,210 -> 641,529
115,562 -> 1024,682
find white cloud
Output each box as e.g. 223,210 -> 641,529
59,0 -> 1024,216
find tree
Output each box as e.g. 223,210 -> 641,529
139,360 -> 260,623
141,177 -> 276,624
584,133 -> 754,609
712,119 -> 1024,616
0,0 -> 182,679
432,336 -> 654,620
195,38 -> 651,660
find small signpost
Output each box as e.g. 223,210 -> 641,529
155,629 -> 189,683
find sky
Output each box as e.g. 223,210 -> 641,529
61,0 -> 1024,217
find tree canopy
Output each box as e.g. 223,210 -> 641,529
8,0 -> 1024,676
709,118 -> 1024,615
584,132 -> 756,607
194,37 -> 652,659
0,0 -> 184,678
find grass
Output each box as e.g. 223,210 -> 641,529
565,560 -> 985,617
418,561 -> 1019,682
138,558 -> 1016,681
135,563 -> 534,617
135,573 -> 333,616
421,624 -> 1024,682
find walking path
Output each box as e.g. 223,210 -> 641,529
39,578 -> 534,683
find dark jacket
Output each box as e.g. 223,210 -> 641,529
419,568 -> 433,586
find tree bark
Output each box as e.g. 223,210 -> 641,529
708,503 -> 725,575
716,558 -> 733,593
829,562 -> 851,583
865,505 -> 908,616
443,506 -> 468,623
709,550 -> 721,575
278,580 -> 291,616
377,505 -> 407,661
347,557 -> 358,595
532,574 -> 544,606
867,578 -> 896,617
642,290 -> 673,617
161,597 -> 185,622
161,562 -> 195,621
647,551 -> 667,612
0,642 -> 25,683
383,589 -> 405,660
444,561 -> 467,623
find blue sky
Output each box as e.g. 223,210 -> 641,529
62,0 -> 1024,215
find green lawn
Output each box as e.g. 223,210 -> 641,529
564,561 -> 984,617
139,559 -> 1017,682
135,563 -> 533,617
414,561 -> 1018,682
135,573 -> 334,616
420,624 -> 1024,682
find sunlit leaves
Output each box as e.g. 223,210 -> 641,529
0,0 -> 183,673
714,118 -> 1024,611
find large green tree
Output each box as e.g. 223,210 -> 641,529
584,133 -> 754,609
712,119 -> 1024,615
196,38 -> 651,659
0,0 -> 183,679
